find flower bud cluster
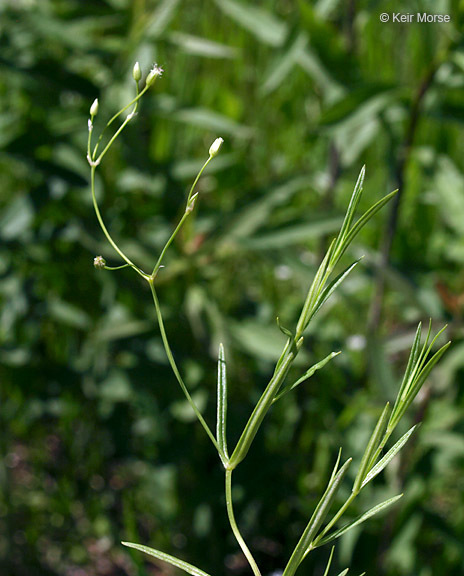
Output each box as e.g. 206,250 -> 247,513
93,255 -> 106,269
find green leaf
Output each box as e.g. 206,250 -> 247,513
340,189 -> 398,258
231,320 -> 289,361
169,32 -> 237,59
323,547 -> 335,576
243,218 -> 343,250
333,166 -> 365,256
214,0 -> 287,47
315,494 -> 403,547
172,107 -> 252,139
390,335 -> 450,430
276,317 -> 293,338
273,351 -> 340,402
122,542 -> 212,576
353,403 -> 390,493
329,448 -> 343,484
296,239 -> 336,336
361,426 -> 418,488
336,570 -> 349,576
415,323 -> 448,380
393,322 -> 422,409
0,195 -> 34,240
222,176 -> 311,241
389,323 -> 449,430
146,0 -> 181,38
309,260 -> 360,322
261,33 -> 306,95
282,459 -> 352,576
48,298 -> 91,330
217,343 -> 229,465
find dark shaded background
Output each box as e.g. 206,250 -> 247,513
1,1 -> 464,575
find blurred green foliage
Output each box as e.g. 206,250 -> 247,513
1,1 -> 464,575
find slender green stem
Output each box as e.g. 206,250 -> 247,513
95,89 -> 141,165
152,211 -> 191,277
151,154 -> 213,277
104,263 -> 132,271
90,166 -> 148,279
187,156 -> 213,203
225,470 -> 262,576
92,81 -> 147,160
148,279 -> 219,452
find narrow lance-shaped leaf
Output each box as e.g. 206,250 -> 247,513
339,189 -> 398,261
229,350 -> 296,468
277,317 -> 293,338
314,494 -> 403,547
332,165 -> 365,256
361,425 -> 418,488
336,570 -> 349,576
323,547 -> 335,576
273,351 -> 340,403
122,542 -> 213,576
416,324 -> 449,380
403,341 -> 449,415
352,402 -> 390,493
307,260 -> 360,325
282,458 -> 352,576
414,320 -> 435,377
217,343 -> 229,465
391,322 -> 422,415
296,239 -> 335,336
329,448 -> 343,484
389,340 -> 450,430
396,320 -> 433,405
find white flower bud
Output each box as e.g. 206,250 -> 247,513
209,137 -> 224,157
133,62 -> 141,82
90,98 -> 99,117
146,63 -> 164,87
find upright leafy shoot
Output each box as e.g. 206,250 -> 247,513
87,65 -> 449,576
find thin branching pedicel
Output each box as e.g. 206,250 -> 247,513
87,65 -> 449,576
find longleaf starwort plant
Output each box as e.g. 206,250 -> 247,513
86,63 -> 450,576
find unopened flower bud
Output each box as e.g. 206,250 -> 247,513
186,193 -> 199,214
133,61 -> 141,82
90,98 -> 99,117
209,137 -> 224,158
146,63 -> 164,87
93,255 -> 106,269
